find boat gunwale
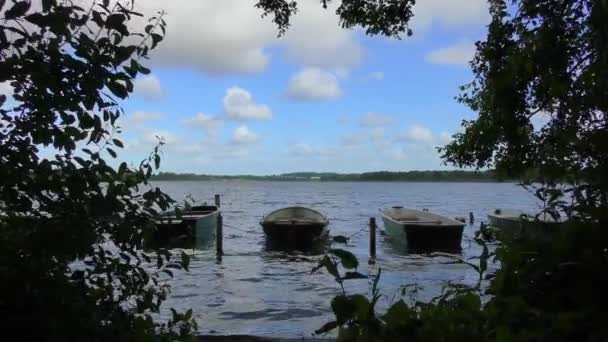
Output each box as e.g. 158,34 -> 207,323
379,208 -> 465,228
155,206 -> 220,224
261,206 -> 329,225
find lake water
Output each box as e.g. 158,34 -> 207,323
154,181 -> 540,338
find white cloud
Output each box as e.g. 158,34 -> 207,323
438,132 -> 453,145
359,112 -> 394,127
285,68 -> 343,101
288,143 -> 337,157
181,113 -> 221,129
289,143 -> 314,156
0,82 -> 15,111
341,133 -> 366,146
129,111 -> 163,123
369,71 -> 384,80
412,0 -> 489,32
223,86 -> 272,121
279,1 -> 363,70
400,125 -> 435,144
0,82 -> 13,97
134,0 -> 362,75
425,41 -> 475,66
231,126 -> 260,145
133,75 -> 164,100
336,115 -> 352,125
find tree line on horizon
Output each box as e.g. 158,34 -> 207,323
151,170 -> 506,182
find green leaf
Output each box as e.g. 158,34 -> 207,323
315,321 -> 338,335
332,235 -> 349,244
331,295 -> 354,324
112,138 -> 124,148
330,249 -> 359,269
311,255 -> 340,280
342,271 -> 367,280
107,148 -> 117,158
154,154 -> 160,169
5,1 -> 31,20
41,0 -> 54,12
383,300 -> 410,326
107,80 -> 128,99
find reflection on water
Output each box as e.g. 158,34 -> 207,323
153,181 -> 539,337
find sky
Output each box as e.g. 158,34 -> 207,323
5,0 -> 493,175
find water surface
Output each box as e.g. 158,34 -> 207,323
155,181 -> 539,337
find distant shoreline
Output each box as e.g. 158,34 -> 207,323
151,170 -> 516,183
152,178 -> 511,183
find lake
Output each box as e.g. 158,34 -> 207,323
154,181 -> 540,338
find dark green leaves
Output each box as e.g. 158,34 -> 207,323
4,1 -> 30,20
0,3 -> 184,339
312,255 -> 340,280
332,235 -> 349,244
330,248 -> 358,269
342,271 -> 367,280
314,321 -> 337,335
112,138 -> 124,148
106,80 -> 128,99
106,14 -> 129,35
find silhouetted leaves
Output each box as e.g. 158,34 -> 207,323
0,1 -> 195,341
330,248 -> 358,269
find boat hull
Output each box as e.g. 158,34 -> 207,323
381,208 -> 464,252
149,206 -> 219,249
262,222 -> 328,243
261,206 -> 329,245
488,211 -> 562,241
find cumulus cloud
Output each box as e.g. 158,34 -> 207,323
133,75 -> 164,100
288,143 -> 337,157
231,126 -> 260,145
0,82 -> 15,109
411,0 -> 489,32
359,112 -> 394,127
438,132 -> 453,145
285,68 -> 343,101
369,71 -> 384,80
341,133 -> 366,146
129,111 -> 163,123
425,41 -> 475,66
134,0 -> 362,75
181,113 -> 221,129
399,125 -> 435,144
223,87 -> 272,121
0,82 -> 13,97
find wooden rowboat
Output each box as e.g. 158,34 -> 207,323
488,208 -> 563,240
149,205 -> 220,248
380,207 -> 464,252
260,206 -> 329,243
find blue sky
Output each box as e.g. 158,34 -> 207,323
6,0 -> 493,175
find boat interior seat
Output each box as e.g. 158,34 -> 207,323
394,214 -> 419,221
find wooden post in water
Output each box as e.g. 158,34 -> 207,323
216,213 -> 223,256
369,217 -> 376,265
214,194 -> 221,207
469,212 -> 475,224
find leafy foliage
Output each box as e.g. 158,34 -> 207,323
439,0 -> 608,222
255,0 -> 415,37
0,1 -> 195,340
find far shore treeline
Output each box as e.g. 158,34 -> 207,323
151,170 -> 510,182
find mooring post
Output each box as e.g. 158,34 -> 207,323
369,217 -> 376,265
216,213 -> 223,256
214,194 -> 221,207
469,212 -> 475,224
